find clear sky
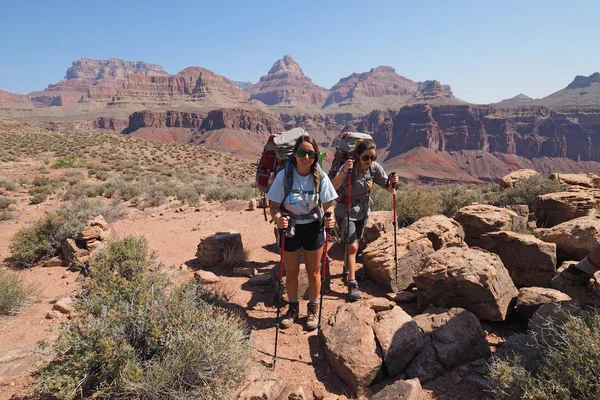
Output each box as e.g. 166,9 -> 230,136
1,0 -> 599,104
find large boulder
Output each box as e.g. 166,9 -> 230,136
414,247 -> 518,321
362,228 -> 434,292
320,299 -> 391,394
406,307 -> 490,383
373,307 -> 424,377
534,191 -> 598,228
500,169 -> 540,189
479,231 -> 556,288
363,211 -> 393,245
454,205 -> 525,247
407,215 -> 465,250
549,172 -> 600,189
537,215 -> 600,261
515,287 -> 572,318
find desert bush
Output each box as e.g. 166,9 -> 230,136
437,183 -> 484,217
488,177 -> 564,210
0,270 -> 30,315
0,210 -> 19,221
395,183 -> 444,226
37,236 -> 251,400
32,175 -> 53,187
0,179 -> 17,191
53,154 -> 86,169
370,184 -> 393,212
0,196 -> 16,210
174,185 -> 200,206
198,179 -> 254,202
29,191 -> 48,205
489,305 -> 600,400
9,200 -> 100,268
62,182 -> 103,201
222,246 -> 250,269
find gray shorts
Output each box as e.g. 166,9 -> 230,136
336,216 -> 366,245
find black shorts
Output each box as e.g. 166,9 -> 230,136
280,220 -> 325,252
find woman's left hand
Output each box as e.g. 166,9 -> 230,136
324,213 -> 335,229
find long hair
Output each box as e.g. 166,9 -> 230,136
292,135 -> 320,190
352,139 -> 376,176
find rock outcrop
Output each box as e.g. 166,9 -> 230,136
247,55 -> 328,107
414,247 -> 518,321
28,58 -> 168,106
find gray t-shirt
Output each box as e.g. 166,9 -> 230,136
334,162 -> 388,221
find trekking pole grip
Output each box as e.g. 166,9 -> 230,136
387,172 -> 398,189
324,211 -> 332,233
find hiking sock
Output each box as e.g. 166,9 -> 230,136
309,298 -> 318,305
346,279 -> 358,287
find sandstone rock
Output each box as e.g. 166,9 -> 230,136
75,226 -> 103,241
505,204 -> 529,219
454,205 -> 525,246
362,228 -> 434,292
236,377 -> 286,400
412,307 -> 491,371
515,287 -> 571,318
537,215 -> 600,261
405,335 -> 446,384
52,297 -> 74,315
249,273 -> 272,285
62,238 -> 89,264
386,291 -> 417,303
370,378 -> 423,400
7,203 -> 18,212
414,247 -> 518,321
196,231 -> 243,267
0,345 -> 37,385
275,384 -> 307,400
320,299 -> 394,393
89,215 -> 109,230
43,257 -> 63,268
248,199 -> 256,211
500,169 -> 540,189
549,172 -> 600,188
45,310 -> 60,319
407,215 -> 465,250
193,270 -> 221,284
99,227 -> 113,241
479,231 -> 556,287
535,191 -> 598,227
363,211 -> 393,245
373,307 -> 424,376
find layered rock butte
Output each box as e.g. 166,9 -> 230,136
4,57 -> 600,183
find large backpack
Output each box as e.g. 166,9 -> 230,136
256,127 -> 309,194
327,131 -> 373,179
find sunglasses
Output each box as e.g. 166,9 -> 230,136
296,149 -> 318,159
361,154 -> 377,162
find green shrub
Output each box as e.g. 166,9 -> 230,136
53,154 -> 86,169
395,183 -> 443,226
0,179 -> 17,191
437,184 -> 483,217
32,175 -> 52,187
37,236 -> 251,400
370,184 -> 393,212
0,270 -> 30,315
489,177 -> 564,209
198,179 -> 254,202
489,305 -> 600,400
29,191 -> 48,205
0,210 -> 19,221
9,200 -> 99,268
0,196 -> 16,210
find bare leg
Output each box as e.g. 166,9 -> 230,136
283,250 -> 301,300
304,247 -> 324,301
346,241 -> 359,281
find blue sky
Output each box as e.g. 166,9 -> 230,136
1,0 -> 599,104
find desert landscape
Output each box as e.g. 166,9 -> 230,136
2,7 -> 600,398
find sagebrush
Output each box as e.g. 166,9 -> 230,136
0,270 -> 30,315
37,235 -> 252,400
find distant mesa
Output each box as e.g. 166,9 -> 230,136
233,81 -> 253,90
246,54 -> 328,107
323,66 -> 419,109
493,93 -> 535,107
534,72 -> 600,107
28,58 -> 168,107
407,80 -> 465,105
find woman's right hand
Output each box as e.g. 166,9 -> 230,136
343,159 -> 354,174
277,215 -> 289,229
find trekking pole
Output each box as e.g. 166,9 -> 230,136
389,173 -> 398,285
315,211 -> 332,358
262,193 -> 267,221
273,215 -> 287,369
344,168 -> 352,283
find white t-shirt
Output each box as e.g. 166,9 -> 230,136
267,167 -> 338,224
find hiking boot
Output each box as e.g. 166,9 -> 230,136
279,302 -> 299,329
551,262 -> 600,307
306,302 -> 319,331
347,280 -> 361,302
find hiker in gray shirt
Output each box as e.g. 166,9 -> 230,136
331,138 -> 399,301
